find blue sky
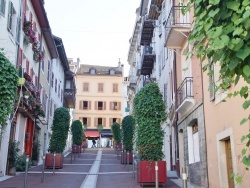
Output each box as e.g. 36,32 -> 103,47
44,0 -> 141,76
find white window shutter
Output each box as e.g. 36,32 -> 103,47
16,16 -> 21,44
7,1 -> 13,31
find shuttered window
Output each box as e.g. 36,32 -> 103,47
7,1 -> 13,31
113,83 -> 118,92
0,0 -> 6,17
83,83 -> 89,91
98,83 -> 103,92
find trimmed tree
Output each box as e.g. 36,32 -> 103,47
111,122 -> 121,144
71,120 -> 84,145
48,107 -> 70,154
133,83 -> 167,161
122,115 -> 135,152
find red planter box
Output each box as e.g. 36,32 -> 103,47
72,145 -> 81,153
137,160 -> 167,183
45,153 -> 63,169
121,151 -> 133,164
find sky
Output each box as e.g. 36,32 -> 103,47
44,0 -> 141,76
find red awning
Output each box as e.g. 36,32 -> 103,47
84,131 -> 100,138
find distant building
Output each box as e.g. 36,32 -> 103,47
74,63 -> 123,147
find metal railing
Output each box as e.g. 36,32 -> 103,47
165,6 -> 190,39
177,77 -> 193,107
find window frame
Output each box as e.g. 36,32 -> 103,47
0,0 -> 6,17
113,83 -> 118,92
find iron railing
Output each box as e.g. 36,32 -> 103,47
176,77 -> 193,107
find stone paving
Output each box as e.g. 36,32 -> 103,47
0,148 -> 181,188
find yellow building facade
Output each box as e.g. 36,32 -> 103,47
74,64 -> 123,146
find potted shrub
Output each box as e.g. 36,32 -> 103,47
31,140 -> 40,166
8,140 -> 20,175
16,154 -> 32,172
45,107 -> 70,168
71,120 -> 84,153
133,83 -> 167,184
121,115 -> 135,164
111,122 -> 122,151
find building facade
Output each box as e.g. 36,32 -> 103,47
74,63 -> 123,147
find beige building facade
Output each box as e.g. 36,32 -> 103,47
74,64 -> 123,147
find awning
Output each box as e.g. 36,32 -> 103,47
84,131 -> 100,138
101,129 -> 113,137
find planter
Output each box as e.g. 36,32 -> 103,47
72,145 -> 81,153
114,143 -> 122,151
121,151 -> 133,164
82,141 -> 88,148
45,153 -> 63,169
137,160 -> 167,184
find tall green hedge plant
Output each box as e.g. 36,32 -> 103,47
48,107 -> 70,153
71,120 -> 84,145
111,122 -> 121,144
122,115 -> 135,152
133,83 -> 167,161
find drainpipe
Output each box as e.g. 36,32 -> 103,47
173,50 -> 180,175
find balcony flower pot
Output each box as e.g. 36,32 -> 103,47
137,161 -> 166,183
45,107 -> 70,169
133,83 -> 167,184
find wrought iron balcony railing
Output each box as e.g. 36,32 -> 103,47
176,77 -> 193,107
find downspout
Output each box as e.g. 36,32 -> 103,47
173,50 -> 179,174
200,58 -> 209,187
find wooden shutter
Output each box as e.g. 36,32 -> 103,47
87,117 -> 90,127
118,102 -> 121,110
95,101 -> 97,110
88,101 -> 91,110
103,118 -> 106,127
103,101 -> 106,110
35,76 -> 38,87
94,118 -> 97,127
110,102 -> 112,110
18,48 -> 22,66
26,59 -> 29,74
79,101 -> 82,110
29,11 -> 32,22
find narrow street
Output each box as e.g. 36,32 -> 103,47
0,148 -> 180,188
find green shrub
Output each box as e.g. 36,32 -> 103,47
16,154 -> 31,172
133,83 -> 167,161
8,140 -> 20,168
122,115 -> 135,152
111,122 -> 121,143
48,107 -> 70,153
32,140 -> 40,161
71,120 -> 84,145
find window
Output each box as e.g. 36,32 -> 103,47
110,102 -> 120,110
188,122 -> 200,164
83,101 -> 88,109
49,100 -> 53,117
42,89 -> 47,118
58,84 -> 60,98
98,83 -> 103,92
0,0 -> 6,17
98,102 -> 103,110
113,83 -> 118,92
55,79 -> 57,93
15,16 -> 21,43
83,83 -> 89,91
82,117 -> 88,127
51,73 -> 54,88
47,60 -> 50,82
209,63 -> 215,101
98,118 -> 102,125
112,118 -> 117,123
7,1 -> 18,36
61,89 -> 63,102
110,69 -> 115,75
90,68 -> 95,74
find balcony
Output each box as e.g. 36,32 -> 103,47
128,76 -> 137,89
64,88 -> 76,108
141,46 -> 155,76
176,77 -> 194,114
148,0 -> 164,20
164,6 -> 191,49
140,15 -> 154,46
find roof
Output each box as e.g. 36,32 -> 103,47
77,64 -> 122,76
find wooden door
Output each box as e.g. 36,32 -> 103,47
225,139 -> 235,188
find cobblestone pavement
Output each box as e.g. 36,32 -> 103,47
0,148 -> 181,188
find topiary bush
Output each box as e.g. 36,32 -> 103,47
71,120 -> 83,145
122,115 -> 135,152
133,83 -> 167,161
111,122 -> 121,144
48,107 -> 70,153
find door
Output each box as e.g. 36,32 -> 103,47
225,139 -> 235,188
